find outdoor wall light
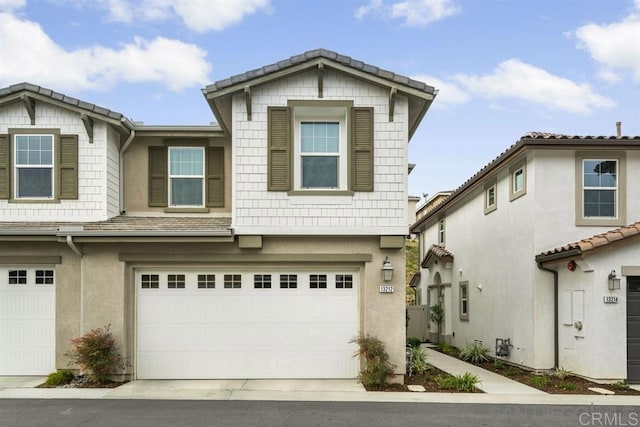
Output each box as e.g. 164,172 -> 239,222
608,270 -> 621,290
381,257 -> 394,282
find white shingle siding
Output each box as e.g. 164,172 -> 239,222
232,70 -> 409,235
0,102 -> 112,221
106,125 -> 120,217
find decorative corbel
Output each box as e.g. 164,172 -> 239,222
244,86 -> 252,121
80,114 -> 94,144
317,62 -> 324,98
388,87 -> 397,122
20,94 -> 36,125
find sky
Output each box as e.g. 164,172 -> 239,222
1,0 -> 640,201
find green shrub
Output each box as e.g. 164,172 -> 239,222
350,334 -> 396,387
406,337 -> 422,349
558,382 -> 576,391
65,325 -> 126,383
435,372 -> 479,392
492,360 -> 505,370
530,375 -> 548,388
44,369 -> 75,386
459,342 -> 489,364
409,346 -> 430,375
612,380 -> 630,390
437,342 -> 457,355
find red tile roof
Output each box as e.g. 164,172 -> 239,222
421,244 -> 454,268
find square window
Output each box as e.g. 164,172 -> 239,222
14,135 -> 54,199
224,274 -> 242,289
254,274 -> 272,289
280,274 -> 297,289
8,270 -> 27,285
310,274 -> 327,289
169,147 -> 204,207
336,274 -> 353,289
141,274 -> 159,289
35,270 -> 54,285
197,274 -> 215,289
168,274 -> 186,289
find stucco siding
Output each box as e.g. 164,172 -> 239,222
232,69 -> 409,235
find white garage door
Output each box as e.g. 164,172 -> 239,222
0,267 -> 56,375
136,270 -> 358,379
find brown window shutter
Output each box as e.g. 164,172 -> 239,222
148,146 -> 167,207
267,106 -> 291,191
206,147 -> 225,207
0,134 -> 9,199
59,134 -> 78,200
351,107 -> 374,192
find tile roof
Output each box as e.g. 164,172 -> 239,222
0,83 -> 130,124
411,131 -> 640,233
536,221 -> 640,262
0,216 -> 233,235
421,244 -> 454,267
205,48 -> 436,95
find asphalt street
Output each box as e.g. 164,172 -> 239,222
2,399 -> 639,427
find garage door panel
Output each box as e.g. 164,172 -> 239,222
137,270 -> 358,379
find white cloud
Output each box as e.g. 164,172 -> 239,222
78,0 -> 270,32
411,74 -> 469,106
0,0 -> 24,12
0,13 -> 211,91
454,59 -> 614,114
356,0 -> 459,27
574,10 -> 640,82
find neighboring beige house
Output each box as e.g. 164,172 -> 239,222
411,132 -> 640,383
0,49 -> 437,381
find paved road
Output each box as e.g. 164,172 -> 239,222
1,399 -> 639,427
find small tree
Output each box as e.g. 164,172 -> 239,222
350,334 -> 396,387
430,303 -> 444,343
66,325 -> 126,383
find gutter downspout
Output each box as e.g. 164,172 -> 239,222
537,262 -> 559,369
66,235 -> 85,334
119,129 -> 136,214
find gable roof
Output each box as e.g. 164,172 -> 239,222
203,48 -> 437,139
535,221 -> 640,264
410,132 -> 640,233
421,244 -> 454,268
0,82 -> 134,134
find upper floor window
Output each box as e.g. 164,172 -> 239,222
582,159 -> 617,218
299,122 -> 342,189
15,135 -> 54,199
484,180 -> 497,215
438,218 -> 445,245
459,281 -> 469,320
509,160 -> 526,201
169,147 -> 204,207
575,152 -> 626,227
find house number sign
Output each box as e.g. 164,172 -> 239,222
379,285 -> 395,293
603,296 -> 619,304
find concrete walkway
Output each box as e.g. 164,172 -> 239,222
423,348 -> 545,395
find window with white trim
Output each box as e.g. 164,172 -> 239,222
254,274 -> 272,289
438,218 -> 445,245
582,159 -> 617,218
224,274 -> 242,289
14,134 -> 54,199
141,274 -> 159,289
310,274 -> 327,289
35,269 -> 54,285
168,147 -> 204,207
293,106 -> 347,190
509,160 -> 527,201
8,269 -> 27,285
197,274 -> 215,289
336,274 -> 353,289
280,274 -> 297,289
168,274 -> 186,289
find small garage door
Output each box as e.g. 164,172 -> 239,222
136,270 -> 358,379
0,267 -> 56,375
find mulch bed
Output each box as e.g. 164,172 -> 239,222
364,366 -> 482,393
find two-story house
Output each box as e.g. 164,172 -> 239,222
0,49 -> 436,381
410,132 -> 640,383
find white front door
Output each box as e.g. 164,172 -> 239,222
0,267 -> 56,375
136,270 -> 358,379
